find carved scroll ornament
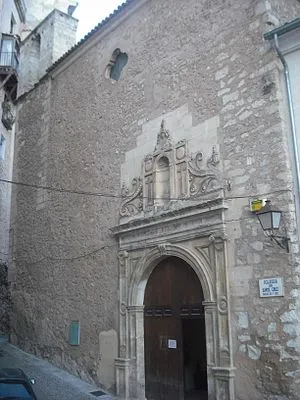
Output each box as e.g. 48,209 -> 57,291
120,178 -> 143,217
188,146 -> 223,197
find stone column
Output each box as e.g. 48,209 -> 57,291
118,251 -> 129,359
115,251 -> 130,398
212,367 -> 236,400
203,300 -> 217,400
209,235 -> 235,400
115,358 -> 130,399
128,305 -> 146,400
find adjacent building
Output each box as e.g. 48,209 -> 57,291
22,0 -> 78,38
0,0 -> 25,272
0,0 -> 77,334
18,8 -> 78,96
8,0 -> 300,399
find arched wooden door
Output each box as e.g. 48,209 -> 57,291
144,257 -> 208,400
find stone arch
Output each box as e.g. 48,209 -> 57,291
156,155 -> 169,169
155,152 -> 172,165
129,243 -> 215,308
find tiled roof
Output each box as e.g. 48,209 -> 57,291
47,0 -> 136,73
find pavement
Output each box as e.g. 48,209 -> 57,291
0,336 -> 113,400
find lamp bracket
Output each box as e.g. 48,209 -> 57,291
264,231 -> 290,253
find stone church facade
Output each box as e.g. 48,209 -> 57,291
9,1 -> 300,399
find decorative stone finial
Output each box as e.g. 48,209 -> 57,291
207,146 -> 219,167
155,120 -> 172,151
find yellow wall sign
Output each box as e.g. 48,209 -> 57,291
250,199 -> 266,213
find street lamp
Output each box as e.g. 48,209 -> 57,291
256,200 -> 289,252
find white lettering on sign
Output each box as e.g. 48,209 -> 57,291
168,339 -> 177,349
259,277 -> 284,298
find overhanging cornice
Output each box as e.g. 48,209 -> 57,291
112,198 -> 228,236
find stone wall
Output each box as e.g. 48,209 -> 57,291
12,0 -> 300,397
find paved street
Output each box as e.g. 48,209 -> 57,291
0,336 -> 113,400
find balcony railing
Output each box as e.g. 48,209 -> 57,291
0,52 -> 19,73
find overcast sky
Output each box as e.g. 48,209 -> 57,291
73,0 -> 124,41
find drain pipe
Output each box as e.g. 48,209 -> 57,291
272,34 -> 300,200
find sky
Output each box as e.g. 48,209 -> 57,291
73,0 -> 125,41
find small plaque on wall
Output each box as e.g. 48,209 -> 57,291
69,321 -> 80,345
168,339 -> 177,349
259,277 -> 284,297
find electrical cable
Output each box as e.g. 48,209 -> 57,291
0,177 -> 293,202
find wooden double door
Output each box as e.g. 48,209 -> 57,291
144,257 -> 208,400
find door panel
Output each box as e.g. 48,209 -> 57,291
144,257 -> 204,400
145,316 -> 183,400
182,318 -> 207,393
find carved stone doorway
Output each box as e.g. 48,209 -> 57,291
144,256 -> 208,400
115,238 -> 236,400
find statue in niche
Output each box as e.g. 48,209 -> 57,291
155,156 -> 171,207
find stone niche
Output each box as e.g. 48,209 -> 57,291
113,119 -> 235,400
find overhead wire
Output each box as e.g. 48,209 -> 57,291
0,177 -> 293,202
6,243 -> 115,265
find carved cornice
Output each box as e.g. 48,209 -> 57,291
113,198 -> 228,236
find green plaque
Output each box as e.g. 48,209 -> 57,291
69,321 -> 80,345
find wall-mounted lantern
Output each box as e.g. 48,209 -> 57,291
256,200 -> 289,252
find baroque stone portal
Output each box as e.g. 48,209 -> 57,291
113,120 -> 235,400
